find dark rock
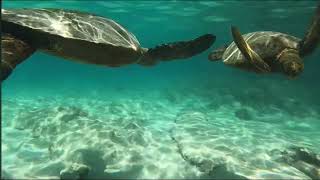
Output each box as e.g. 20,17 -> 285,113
60,169 -> 78,180
199,164 -> 248,179
206,101 -> 221,110
128,130 -> 146,146
60,163 -> 90,180
209,164 -> 248,179
172,135 -> 248,179
108,102 -> 125,114
282,147 -> 320,167
124,122 -> 141,130
59,106 -> 88,123
235,108 -> 253,121
278,146 -> 320,180
76,165 -> 90,179
68,149 -> 106,178
198,159 -> 215,173
164,91 -> 179,103
291,161 -> 320,180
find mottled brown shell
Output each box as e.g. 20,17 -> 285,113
2,8 -> 143,66
222,31 -> 301,71
2,9 -> 140,49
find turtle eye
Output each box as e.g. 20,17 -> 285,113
208,50 -> 223,61
286,61 -> 304,77
279,49 -> 303,78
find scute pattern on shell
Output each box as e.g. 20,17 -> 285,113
222,31 -> 301,65
2,8 -> 140,50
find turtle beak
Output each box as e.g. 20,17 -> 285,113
278,48 -> 304,79
285,61 -> 304,78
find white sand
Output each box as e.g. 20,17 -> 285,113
2,86 -> 319,179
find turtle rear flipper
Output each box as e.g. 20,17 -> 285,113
299,3 -> 320,57
231,26 -> 271,73
1,34 -> 35,81
138,34 -> 215,66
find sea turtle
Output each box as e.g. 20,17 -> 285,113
1,8 -> 215,81
208,4 -> 320,78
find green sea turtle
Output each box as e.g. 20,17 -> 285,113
208,4 -> 320,78
1,8 -> 215,81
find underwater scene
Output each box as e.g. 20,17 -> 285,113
1,0 -> 320,179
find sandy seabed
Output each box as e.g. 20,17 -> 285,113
2,83 -> 320,179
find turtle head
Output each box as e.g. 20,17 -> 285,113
208,46 -> 227,61
278,48 -> 304,78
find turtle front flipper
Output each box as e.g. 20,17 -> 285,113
231,26 -> 271,73
1,34 -> 35,82
299,3 -> 320,57
138,34 -> 215,66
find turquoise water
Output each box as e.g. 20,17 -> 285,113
2,1 -> 320,179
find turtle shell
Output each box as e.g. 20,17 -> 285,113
222,31 -> 301,71
2,8 -> 143,66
